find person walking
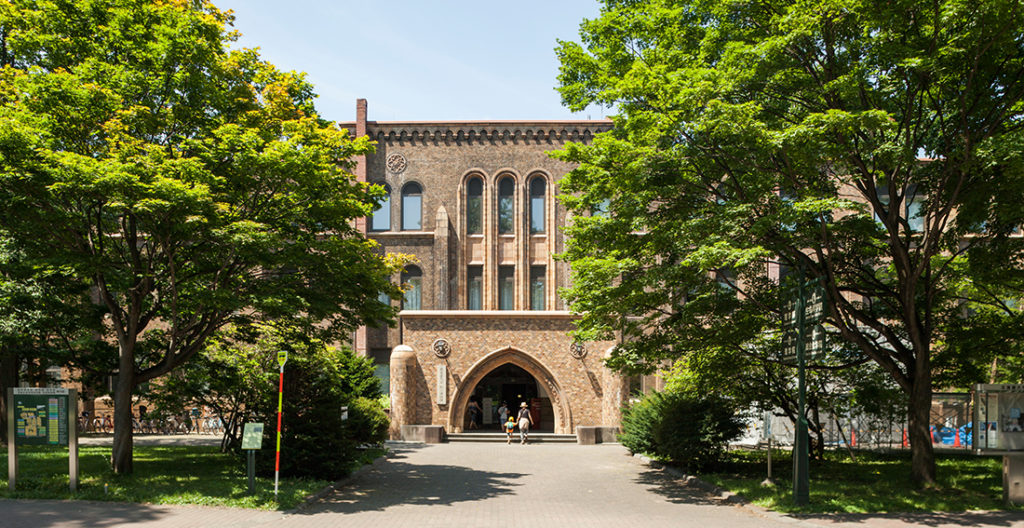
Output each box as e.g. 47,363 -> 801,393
517,402 -> 532,445
497,401 -> 509,426
505,415 -> 517,444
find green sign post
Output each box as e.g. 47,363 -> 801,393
7,387 -> 78,492
782,269 -> 826,507
242,422 -> 264,495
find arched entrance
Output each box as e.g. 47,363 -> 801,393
466,363 -> 554,432
448,347 -> 572,434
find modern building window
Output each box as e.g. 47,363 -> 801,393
530,266 -> 546,310
498,265 -> 515,310
370,184 -> 391,231
467,265 -> 483,310
401,265 -> 422,310
466,177 -> 483,234
498,177 -> 515,234
402,182 -> 423,231
530,177 -> 546,233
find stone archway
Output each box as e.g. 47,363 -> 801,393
448,347 -> 573,434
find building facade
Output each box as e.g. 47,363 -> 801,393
342,100 -> 630,437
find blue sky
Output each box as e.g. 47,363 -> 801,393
215,1 -> 607,123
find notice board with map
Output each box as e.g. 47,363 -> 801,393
13,388 -> 70,446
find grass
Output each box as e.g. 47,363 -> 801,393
0,444 -> 384,510
697,448 -> 1014,514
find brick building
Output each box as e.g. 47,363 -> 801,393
341,100 -> 631,438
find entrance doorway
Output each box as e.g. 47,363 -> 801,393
467,363 -> 554,432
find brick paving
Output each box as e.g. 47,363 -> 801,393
2,442 -> 1024,528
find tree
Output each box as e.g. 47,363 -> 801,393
555,0 -> 1024,486
0,0 -> 403,473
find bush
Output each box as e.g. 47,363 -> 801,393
620,390 -> 744,471
244,331 -> 387,480
344,397 -> 389,446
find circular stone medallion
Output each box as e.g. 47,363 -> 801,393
570,342 -> 587,359
386,153 -> 408,174
432,338 -> 451,358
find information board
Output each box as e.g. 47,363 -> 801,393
975,384 -> 1024,453
13,388 -> 69,446
242,422 -> 264,450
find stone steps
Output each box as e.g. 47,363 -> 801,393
446,432 -> 578,443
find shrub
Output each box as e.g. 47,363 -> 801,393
620,390 -> 744,471
344,396 -> 389,446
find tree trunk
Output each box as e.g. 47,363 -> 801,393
908,366 -> 936,486
111,353 -> 136,474
0,347 -> 18,442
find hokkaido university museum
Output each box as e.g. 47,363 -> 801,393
340,99 -> 642,442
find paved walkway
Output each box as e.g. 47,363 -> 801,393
2,442 -> 1024,528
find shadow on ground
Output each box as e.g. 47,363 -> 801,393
295,444 -> 524,515
0,499 -> 167,528
633,467 -> 736,507
794,511 -> 1024,527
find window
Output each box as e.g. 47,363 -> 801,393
466,177 -> 483,234
401,265 -> 422,310
498,266 -> 515,310
370,184 -> 391,231
467,266 -> 483,310
530,266 -> 546,310
530,178 -> 546,233
592,198 -> 611,217
498,177 -> 515,234
402,182 -> 423,231
873,185 -> 890,226
906,185 -> 924,232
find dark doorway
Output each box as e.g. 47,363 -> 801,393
468,363 -> 554,432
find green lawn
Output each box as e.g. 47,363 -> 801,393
699,448 -> 1013,514
0,444 -> 380,510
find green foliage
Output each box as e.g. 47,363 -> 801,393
555,0 -> 1024,484
345,396 -> 389,447
0,0 -> 406,471
621,390 -> 744,470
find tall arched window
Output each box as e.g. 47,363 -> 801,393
402,182 -> 422,231
529,177 -> 546,233
466,177 -> 483,234
498,177 -> 515,234
401,265 -> 422,310
370,184 -> 391,231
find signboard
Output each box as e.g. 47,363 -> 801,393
242,423 -> 265,450
277,350 -> 288,367
975,384 -> 1024,454
782,285 -> 826,329
13,388 -> 70,446
436,364 -> 447,405
8,387 -> 78,492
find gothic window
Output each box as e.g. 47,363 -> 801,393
466,177 -> 483,234
498,177 -> 515,234
467,265 -> 483,310
530,266 -> 546,310
370,183 -> 391,231
498,265 -> 515,310
530,177 -> 546,233
402,182 -> 423,231
401,265 -> 422,310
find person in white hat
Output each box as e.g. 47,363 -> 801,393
516,402 -> 532,444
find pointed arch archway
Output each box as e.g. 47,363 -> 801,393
448,347 -> 573,434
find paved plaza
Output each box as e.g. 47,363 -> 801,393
3,442 -> 1024,528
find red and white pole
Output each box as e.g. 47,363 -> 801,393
274,350 -> 288,499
